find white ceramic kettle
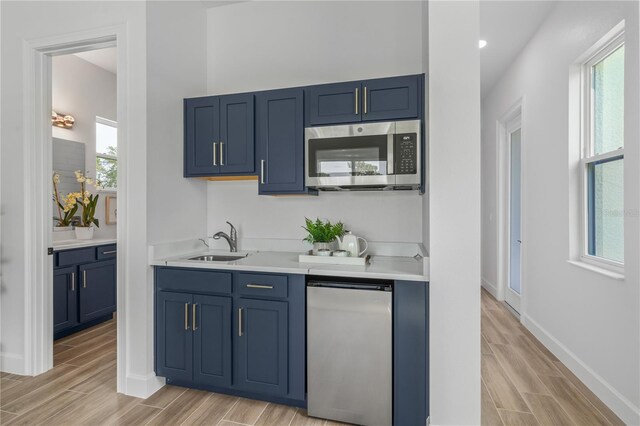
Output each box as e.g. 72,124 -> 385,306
337,231 -> 368,257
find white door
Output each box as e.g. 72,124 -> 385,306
506,121 -> 522,313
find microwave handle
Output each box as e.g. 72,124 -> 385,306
387,134 -> 395,175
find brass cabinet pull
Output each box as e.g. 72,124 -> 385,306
260,160 -> 266,184
213,142 -> 217,166
364,86 -> 367,114
246,284 -> 273,289
82,270 -> 87,288
192,303 -> 198,331
355,87 -> 359,114
184,303 -> 190,330
238,308 -> 243,337
102,250 -> 117,255
220,142 -> 224,166
70,272 -> 75,291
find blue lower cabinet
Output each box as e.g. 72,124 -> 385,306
156,291 -> 194,381
193,294 -> 232,387
53,266 -> 79,333
235,298 -> 289,396
79,260 -> 117,323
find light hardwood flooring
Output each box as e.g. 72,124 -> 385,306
0,293 -> 624,426
481,288 -> 624,426
0,317 -> 344,426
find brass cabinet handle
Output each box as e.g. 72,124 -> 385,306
70,272 -> 75,292
192,303 -> 198,331
364,86 -> 367,114
82,270 -> 87,288
260,160 -> 265,184
102,250 -> 117,255
213,142 -> 217,166
238,308 -> 243,337
355,87 -> 359,114
220,142 -> 224,166
246,284 -> 273,289
184,303 -> 190,330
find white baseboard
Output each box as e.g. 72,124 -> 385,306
125,372 -> 165,399
521,314 -> 640,425
0,352 -> 26,375
481,278 -> 499,299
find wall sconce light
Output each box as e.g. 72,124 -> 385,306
51,111 -> 75,129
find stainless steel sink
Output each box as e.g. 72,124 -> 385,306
188,254 -> 247,262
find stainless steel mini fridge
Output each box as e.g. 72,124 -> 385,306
307,279 -> 392,426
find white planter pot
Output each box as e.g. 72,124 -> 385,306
313,240 -> 337,254
75,226 -> 94,240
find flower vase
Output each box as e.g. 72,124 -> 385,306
75,226 -> 94,240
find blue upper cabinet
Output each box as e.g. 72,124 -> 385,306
235,298 -> 289,396
257,88 -> 310,195
219,93 -> 255,174
362,75 -> 420,122
306,81 -> 360,126
184,94 -> 254,177
184,96 -> 220,176
305,74 -> 422,126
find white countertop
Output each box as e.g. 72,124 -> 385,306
53,238 -> 117,251
151,249 -> 428,282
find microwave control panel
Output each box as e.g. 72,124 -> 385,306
394,133 -> 418,175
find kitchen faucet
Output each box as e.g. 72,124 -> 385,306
213,221 -> 238,252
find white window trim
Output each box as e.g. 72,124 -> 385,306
96,116 -> 117,191
578,24 -> 625,274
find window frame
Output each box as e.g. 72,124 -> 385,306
579,30 -> 625,272
95,116 -> 118,191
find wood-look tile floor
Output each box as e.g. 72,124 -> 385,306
481,288 -> 624,426
0,317 -> 344,426
0,292 -> 624,426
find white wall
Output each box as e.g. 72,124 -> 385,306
428,2 -> 481,424
481,2 -> 640,423
147,1 -> 207,245
0,1 -> 149,399
206,1 -> 425,246
52,53 -> 117,239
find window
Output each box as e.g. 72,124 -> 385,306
582,31 -> 624,267
96,117 -> 117,189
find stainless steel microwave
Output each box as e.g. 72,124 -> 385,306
305,120 -> 421,190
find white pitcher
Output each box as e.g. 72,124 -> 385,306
337,231 -> 368,257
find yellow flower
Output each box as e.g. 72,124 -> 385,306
63,205 -> 70,213
53,173 -> 60,184
77,176 -> 86,183
83,197 -> 90,206
86,178 -> 93,185
84,191 -> 90,197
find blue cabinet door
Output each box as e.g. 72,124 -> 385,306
184,96 -> 220,176
361,75 -> 420,122
257,89 -> 307,194
53,266 -> 78,333
156,291 -> 193,381
219,93 -> 255,174
306,81 -> 361,125
78,260 -> 116,323
193,294 -> 232,388
235,298 -> 288,396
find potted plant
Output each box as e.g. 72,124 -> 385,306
73,170 -> 101,240
52,172 -> 78,230
302,217 -> 345,254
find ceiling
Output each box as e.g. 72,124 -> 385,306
73,47 -> 117,74
480,0 -> 557,98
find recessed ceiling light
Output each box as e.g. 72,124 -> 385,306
479,40 -> 488,49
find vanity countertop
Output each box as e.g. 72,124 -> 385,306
53,238 -> 117,251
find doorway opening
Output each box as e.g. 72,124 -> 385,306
51,46 -> 119,372
497,101 -> 524,316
